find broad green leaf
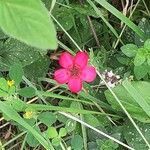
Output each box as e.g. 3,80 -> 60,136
0,39 -> 40,71
47,127 -> 58,139
0,101 -> 54,150
134,63 -> 149,80
38,112 -> 56,126
24,55 -> 50,81
121,44 -> 138,57
123,80 -> 150,118
134,48 -> 146,66
9,63 -> 24,85
105,81 -> 150,122
123,120 -> 150,150
0,0 -> 57,49
71,135 -> 83,150
18,87 -> 36,98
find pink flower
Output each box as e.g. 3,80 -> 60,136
54,51 -> 96,93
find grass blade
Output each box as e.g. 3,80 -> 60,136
0,101 -> 54,150
93,0 -> 145,38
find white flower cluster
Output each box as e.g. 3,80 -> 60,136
101,70 -> 120,88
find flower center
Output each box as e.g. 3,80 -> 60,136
70,65 -> 80,77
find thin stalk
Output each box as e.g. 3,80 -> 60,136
60,112 -> 135,150
96,70 -> 150,149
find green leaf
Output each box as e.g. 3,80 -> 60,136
105,81 -> 150,122
47,127 -> 58,139
26,126 -> 40,147
0,101 -> 54,150
9,63 -> 23,85
11,99 -> 27,111
147,57 -> 150,67
121,44 -> 138,57
24,55 -> 50,81
0,0 -> 57,49
71,135 -> 83,150
134,63 -> 149,80
134,48 -> 146,66
144,39 -> 150,50
38,112 -> 56,126
123,80 -> 150,118
18,87 -> 36,98
123,120 -> 150,150
135,18 -> 150,46
0,78 -> 9,97
97,139 -> 119,150
65,119 -> 76,133
84,114 -> 100,127
52,6 -> 74,31
0,39 -> 41,71
59,128 -> 67,137
52,137 -> 61,147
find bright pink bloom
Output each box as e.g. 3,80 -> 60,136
54,52 -> 96,93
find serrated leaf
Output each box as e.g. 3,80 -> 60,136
121,44 -> 138,57
0,0 -> 57,49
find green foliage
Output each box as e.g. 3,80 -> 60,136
0,0 -> 57,49
18,87 -> 36,98
71,135 -> 83,150
1,1 -> 150,150
121,44 -> 138,57
105,81 -> 150,122
9,63 -> 23,85
38,112 -> 56,126
0,39 -> 41,71
124,120 -> 150,150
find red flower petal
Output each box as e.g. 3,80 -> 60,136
54,69 -> 71,84
74,52 -> 89,68
68,77 -> 82,93
59,52 -> 73,69
81,66 -> 96,82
